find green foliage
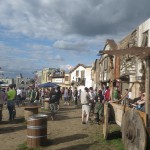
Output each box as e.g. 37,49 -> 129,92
88,124 -> 124,150
17,142 -> 42,150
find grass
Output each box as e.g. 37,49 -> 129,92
17,143 -> 42,150
88,123 -> 124,150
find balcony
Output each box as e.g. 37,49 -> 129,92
71,78 -> 85,86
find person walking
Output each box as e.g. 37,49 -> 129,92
73,87 -> 78,107
49,88 -> 57,120
89,87 -> 96,114
55,86 -> 61,110
104,86 -> 110,102
78,89 -> 81,102
16,88 -> 22,106
112,87 -> 119,101
68,87 -> 72,102
35,88 -> 40,103
0,87 -> 7,121
81,87 -> 90,124
64,87 -> 69,105
29,88 -> 36,103
94,96 -> 104,124
7,84 -> 16,121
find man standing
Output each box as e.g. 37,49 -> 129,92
104,86 -> 110,102
0,87 -> 6,121
89,87 -> 96,114
73,87 -> 78,107
81,87 -> 90,124
55,86 -> 61,110
16,88 -> 22,106
7,84 -> 16,121
29,88 -> 36,103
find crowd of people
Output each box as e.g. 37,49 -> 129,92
0,84 -> 83,122
80,85 -> 146,125
0,83 -> 146,124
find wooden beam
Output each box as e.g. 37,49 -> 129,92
145,57 -> 150,126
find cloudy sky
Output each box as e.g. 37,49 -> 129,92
0,0 -> 150,78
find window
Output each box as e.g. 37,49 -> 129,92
104,58 -> 108,70
81,70 -> 85,79
76,70 -> 79,77
141,31 -> 148,47
65,76 -> 69,81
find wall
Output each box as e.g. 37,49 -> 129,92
138,18 -> 150,47
85,67 -> 92,88
70,65 -> 92,88
70,65 -> 85,82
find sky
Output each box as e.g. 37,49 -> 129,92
0,0 -> 150,78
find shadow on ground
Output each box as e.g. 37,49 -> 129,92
107,130 -> 122,140
59,106 -> 81,111
0,125 -> 26,134
46,133 -> 88,146
56,141 -> 98,150
0,117 -> 25,125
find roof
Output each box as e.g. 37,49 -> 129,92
106,39 -> 118,50
102,39 -> 118,51
69,64 -> 92,73
101,46 -> 150,59
119,29 -> 137,49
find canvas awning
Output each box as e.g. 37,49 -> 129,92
38,82 -> 59,88
99,46 -> 150,58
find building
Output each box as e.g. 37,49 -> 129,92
96,18 -> 150,99
15,73 -> 31,89
96,39 -> 118,90
70,64 -> 92,91
0,78 -> 14,88
36,68 -> 71,88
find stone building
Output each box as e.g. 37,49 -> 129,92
96,18 -> 150,99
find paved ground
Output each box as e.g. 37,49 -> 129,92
0,101 -> 123,150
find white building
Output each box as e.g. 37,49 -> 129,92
138,18 -> 150,47
0,78 -> 14,87
70,64 -> 92,91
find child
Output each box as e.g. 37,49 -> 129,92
94,96 -> 104,124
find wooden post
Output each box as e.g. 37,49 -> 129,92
145,57 -> 150,126
103,103 -> 109,139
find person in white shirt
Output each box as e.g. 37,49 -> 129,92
16,88 -> 22,106
64,87 -> 69,105
81,87 -> 90,124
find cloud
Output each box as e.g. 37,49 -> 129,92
0,43 -> 65,77
53,40 -> 91,52
0,0 -> 150,39
60,64 -> 74,71
0,0 -> 150,77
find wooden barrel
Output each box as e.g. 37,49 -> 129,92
27,115 -> 47,148
24,106 -> 40,120
44,99 -> 50,110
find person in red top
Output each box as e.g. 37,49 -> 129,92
104,86 -> 110,101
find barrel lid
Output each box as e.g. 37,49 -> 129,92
27,113 -> 48,121
22,103 -> 42,108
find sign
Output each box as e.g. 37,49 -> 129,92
53,78 -> 63,83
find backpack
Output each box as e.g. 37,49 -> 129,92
50,94 -> 57,103
74,90 -> 78,97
